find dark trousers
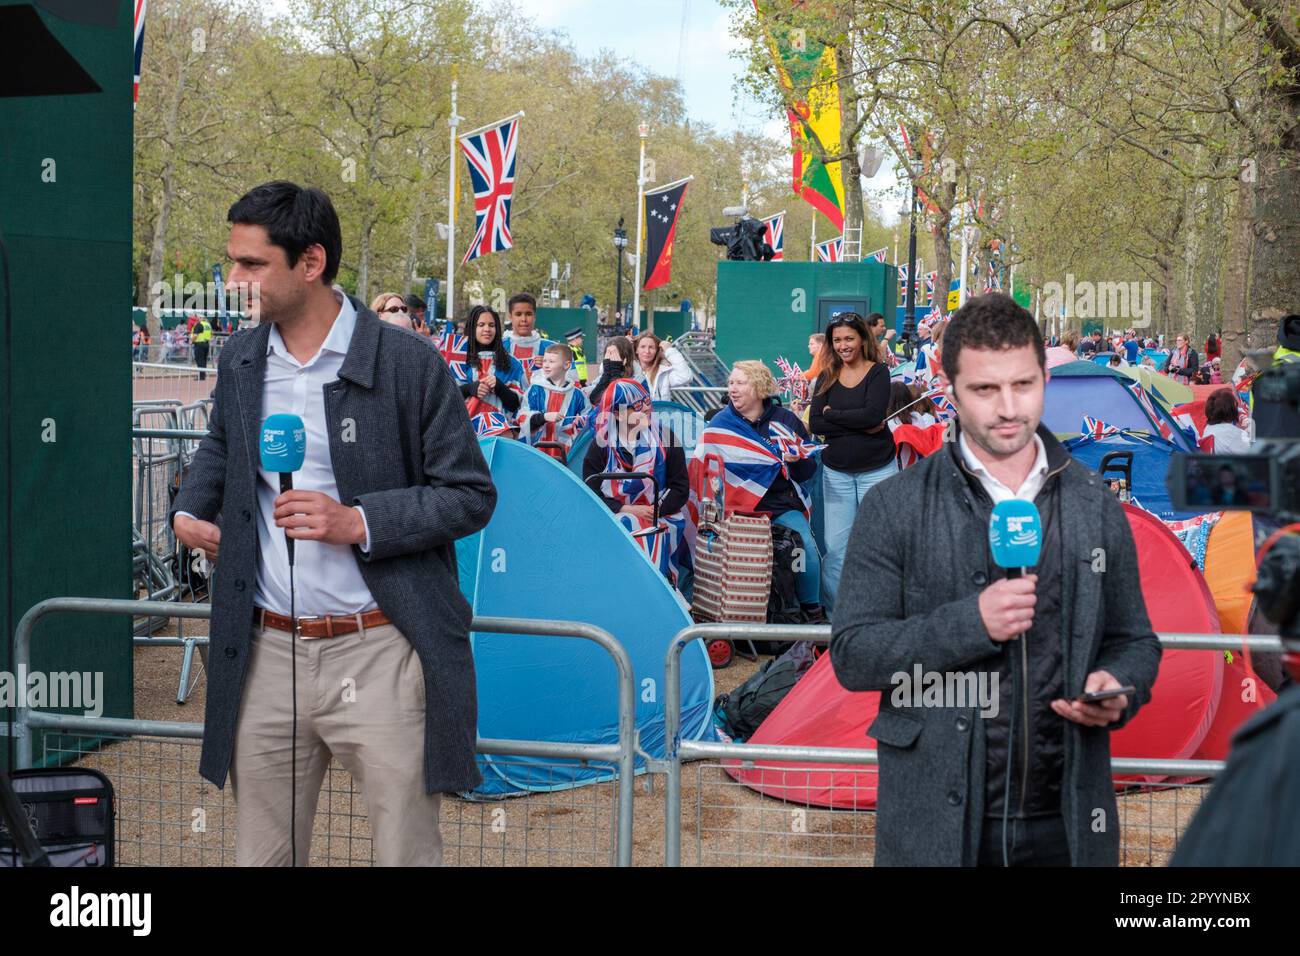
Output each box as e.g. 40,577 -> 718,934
194,341 -> 210,380
977,814 -> 1071,867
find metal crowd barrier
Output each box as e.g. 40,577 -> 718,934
662,623 -> 1286,867
132,361 -> 218,407
13,598 -> 636,867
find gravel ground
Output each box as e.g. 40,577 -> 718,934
48,624 -> 1200,867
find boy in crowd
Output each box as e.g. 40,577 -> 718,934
520,343 -> 588,460
503,293 -> 558,383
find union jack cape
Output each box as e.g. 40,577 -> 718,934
689,403 -> 823,520
448,343 -> 526,436
521,378 -> 588,456
460,115 -> 520,265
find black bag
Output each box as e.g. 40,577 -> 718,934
715,641 -> 818,740
0,768 -> 115,867
767,524 -> 805,626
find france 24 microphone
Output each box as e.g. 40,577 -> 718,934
260,413 -> 307,564
988,498 -> 1042,579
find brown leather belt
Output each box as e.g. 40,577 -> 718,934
254,606 -> 390,639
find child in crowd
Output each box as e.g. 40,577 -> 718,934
521,343 -> 588,460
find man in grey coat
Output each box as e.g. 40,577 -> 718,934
171,182 -> 495,865
830,293 -> 1161,866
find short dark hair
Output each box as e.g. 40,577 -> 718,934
227,181 -> 342,284
507,293 -> 536,312
866,312 -> 885,328
941,293 -> 1045,383
1204,388 -> 1238,425
405,294 -> 426,312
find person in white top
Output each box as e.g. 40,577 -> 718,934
1202,388 -> 1251,453
635,332 -> 692,401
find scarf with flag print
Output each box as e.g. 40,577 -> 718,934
521,376 -> 588,456
449,341 -> 527,437
689,402 -> 823,520
596,378 -> 689,582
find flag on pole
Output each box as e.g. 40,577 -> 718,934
643,177 -> 690,290
762,212 -> 785,260
815,236 -> 843,262
865,247 -> 888,263
134,0 -> 147,106
459,114 -> 520,265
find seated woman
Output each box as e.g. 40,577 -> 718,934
583,378 -> 690,584
447,304 -> 527,437
693,360 -> 826,621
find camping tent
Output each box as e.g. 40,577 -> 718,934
461,437 -> 715,795
1063,432 -> 1209,521
726,503 -> 1260,807
1045,361 -> 1196,450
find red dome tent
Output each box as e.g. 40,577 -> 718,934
726,504 -> 1263,807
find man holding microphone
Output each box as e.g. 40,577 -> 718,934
830,293 -> 1161,866
171,181 -> 495,866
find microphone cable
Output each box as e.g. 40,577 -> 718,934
289,531 -> 298,867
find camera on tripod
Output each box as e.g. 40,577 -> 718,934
709,205 -> 775,262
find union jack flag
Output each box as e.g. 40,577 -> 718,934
473,411 -> 515,438
440,332 -> 469,380
134,0 -> 147,106
865,247 -> 889,263
762,212 -> 785,260
923,384 -> 957,422
690,405 -> 820,518
898,261 -> 925,300
768,421 -> 825,461
459,115 -> 520,265
924,271 -> 937,305
1125,380 -> 1173,440
1082,416 -> 1119,439
815,236 -> 843,262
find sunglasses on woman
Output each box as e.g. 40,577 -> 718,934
380,305 -> 409,314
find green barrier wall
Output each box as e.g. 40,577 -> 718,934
715,260 -> 896,371
1,0 -> 134,768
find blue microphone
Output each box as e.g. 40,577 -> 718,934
260,413 -> 307,563
989,498 -> 1042,577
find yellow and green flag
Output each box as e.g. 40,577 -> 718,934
753,1 -> 845,230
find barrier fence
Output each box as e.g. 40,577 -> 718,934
662,623 -> 1285,867
133,362 -> 218,407
9,599 -> 1285,866
12,598 -> 636,867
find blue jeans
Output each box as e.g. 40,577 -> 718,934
772,510 -> 821,606
821,460 -> 899,612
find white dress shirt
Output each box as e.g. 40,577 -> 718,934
252,291 -> 378,616
959,432 -> 1050,504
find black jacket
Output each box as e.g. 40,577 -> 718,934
829,423 -> 1162,865
582,426 -> 689,517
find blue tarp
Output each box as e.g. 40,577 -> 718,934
459,437 -> 715,795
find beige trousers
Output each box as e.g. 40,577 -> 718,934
228,621 -> 443,866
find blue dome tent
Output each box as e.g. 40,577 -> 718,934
459,437 -> 715,795
1045,361 -> 1196,451
1063,432 -> 1209,521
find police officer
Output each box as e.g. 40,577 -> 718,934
1253,313 -> 1300,439
191,314 -> 213,381
565,327 -> 587,386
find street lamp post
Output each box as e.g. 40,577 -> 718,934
613,217 -> 628,327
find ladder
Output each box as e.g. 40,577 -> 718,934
841,225 -> 863,262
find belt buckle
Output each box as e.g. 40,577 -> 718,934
295,615 -> 321,640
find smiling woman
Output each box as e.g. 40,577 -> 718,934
808,312 -> 896,610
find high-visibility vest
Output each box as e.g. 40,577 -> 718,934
192,320 -> 212,344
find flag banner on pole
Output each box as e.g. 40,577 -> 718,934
865,247 -> 888,263
459,114 -> 520,265
751,2 -> 845,229
134,0 -> 147,105
762,212 -> 785,260
815,236 -> 843,262
643,177 -> 690,290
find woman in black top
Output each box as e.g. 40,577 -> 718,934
808,312 -> 895,610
